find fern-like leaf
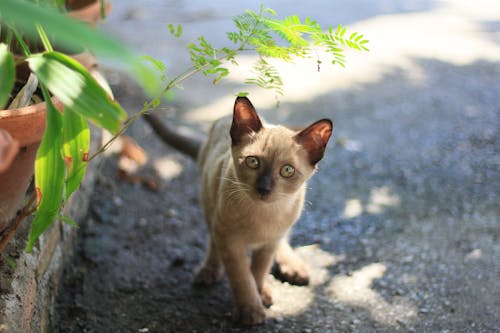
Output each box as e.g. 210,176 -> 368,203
245,58 -> 284,96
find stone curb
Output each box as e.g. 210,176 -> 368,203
0,127 -> 102,333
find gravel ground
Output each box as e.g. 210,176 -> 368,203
54,1 -> 499,332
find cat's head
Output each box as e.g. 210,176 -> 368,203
230,96 -> 332,202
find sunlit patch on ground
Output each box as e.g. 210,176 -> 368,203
328,262 -> 418,327
153,155 -> 184,180
366,186 -> 401,214
267,245 -> 346,318
342,186 -> 400,218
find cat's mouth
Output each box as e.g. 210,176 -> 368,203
259,193 -> 271,201
253,189 -> 276,203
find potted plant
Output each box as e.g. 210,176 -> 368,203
0,0 -> 145,252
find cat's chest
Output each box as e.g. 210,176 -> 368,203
216,195 -> 303,245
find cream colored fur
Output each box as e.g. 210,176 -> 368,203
194,97 -> 332,325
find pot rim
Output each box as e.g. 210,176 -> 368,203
0,97 -> 63,147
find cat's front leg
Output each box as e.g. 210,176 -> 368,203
218,236 -> 266,325
251,243 -> 278,307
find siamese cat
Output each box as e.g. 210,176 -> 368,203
192,96 -> 333,325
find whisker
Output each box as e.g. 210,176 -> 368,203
223,180 -> 252,210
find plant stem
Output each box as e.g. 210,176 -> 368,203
11,28 -> 31,56
0,193 -> 37,254
36,24 -> 53,52
88,6 -> 266,161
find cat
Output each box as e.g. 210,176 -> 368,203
144,96 -> 332,324
191,96 -> 333,325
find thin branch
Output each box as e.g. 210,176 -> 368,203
89,20 -> 262,162
0,193 -> 37,254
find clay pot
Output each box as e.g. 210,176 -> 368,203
67,0 -> 112,27
0,1 -> 108,234
0,98 -> 63,233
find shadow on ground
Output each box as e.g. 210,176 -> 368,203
54,57 -> 499,332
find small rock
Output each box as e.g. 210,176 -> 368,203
170,257 -> 185,267
334,303 -> 345,310
113,196 -> 124,207
166,208 -> 178,218
402,255 -> 414,263
464,248 -> 482,261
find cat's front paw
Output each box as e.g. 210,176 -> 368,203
260,283 -> 273,308
193,265 -> 223,286
233,303 -> 266,325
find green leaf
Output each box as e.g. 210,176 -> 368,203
60,215 -> 79,227
0,44 -> 15,109
335,24 -> 343,36
176,24 -> 183,38
2,255 -> 17,269
168,23 -> 175,35
236,92 -> 249,97
131,60 -> 163,97
0,0 -> 134,62
27,52 -> 127,133
168,23 -> 183,38
141,55 -> 167,72
36,24 -> 53,52
152,97 -> 161,108
263,16 -> 310,47
27,87 -> 65,252
245,58 -> 284,95
100,0 -> 107,20
62,107 -> 90,200
264,8 -> 277,16
0,0 -> 161,96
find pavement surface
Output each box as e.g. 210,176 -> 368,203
54,1 -> 499,332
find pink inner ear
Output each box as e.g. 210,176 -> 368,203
295,119 -> 333,165
314,121 -> 332,138
230,97 -> 263,144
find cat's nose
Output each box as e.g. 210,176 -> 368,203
256,172 -> 273,197
256,185 -> 271,196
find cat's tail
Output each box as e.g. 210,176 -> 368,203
143,112 -> 203,160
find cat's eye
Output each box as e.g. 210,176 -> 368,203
245,156 -> 260,169
280,164 -> 295,178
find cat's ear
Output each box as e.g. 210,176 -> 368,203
294,119 -> 333,165
230,96 -> 263,145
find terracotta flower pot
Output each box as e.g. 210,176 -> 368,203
0,0 -> 110,234
67,0 -> 111,27
0,98 -> 63,233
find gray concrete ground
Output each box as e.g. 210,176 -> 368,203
54,1 -> 499,332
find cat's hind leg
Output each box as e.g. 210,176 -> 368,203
274,238 -> 310,286
193,236 -> 224,286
